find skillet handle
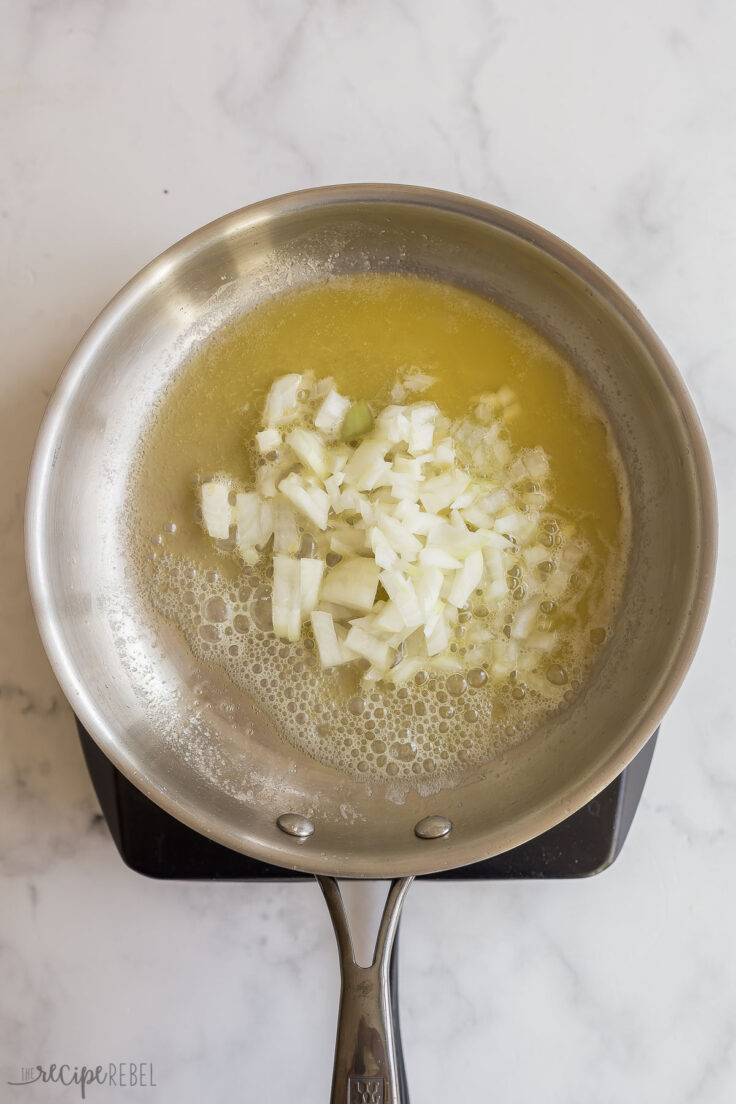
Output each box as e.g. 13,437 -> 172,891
317,876 -> 414,1104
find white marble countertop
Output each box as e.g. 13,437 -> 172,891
2,2 -> 734,1101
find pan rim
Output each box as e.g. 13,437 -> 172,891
25,183 -> 717,877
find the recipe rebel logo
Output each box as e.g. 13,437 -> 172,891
7,1063 -> 157,1098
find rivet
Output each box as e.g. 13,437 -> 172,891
414,815 -> 452,840
277,813 -> 315,839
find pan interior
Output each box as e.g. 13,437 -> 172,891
27,190 -> 713,876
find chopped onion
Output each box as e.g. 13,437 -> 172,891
321,557 -> 381,612
344,439 -> 390,491
272,502 -> 299,556
314,389 -> 350,434
272,556 -> 301,642
194,372 -> 577,685
345,625 -> 393,670
278,473 -> 330,530
311,610 -> 356,667
448,548 -> 484,608
299,558 -> 325,619
286,428 -> 330,480
236,492 -> 273,560
256,427 -> 281,454
201,481 -> 232,540
379,569 -> 423,629
264,374 -> 302,427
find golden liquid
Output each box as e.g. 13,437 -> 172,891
131,274 -> 629,785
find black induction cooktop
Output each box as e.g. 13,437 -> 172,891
77,718 -> 657,881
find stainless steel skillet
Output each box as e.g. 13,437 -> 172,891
25,185 -> 716,1102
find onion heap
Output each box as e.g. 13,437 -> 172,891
198,370 -> 587,692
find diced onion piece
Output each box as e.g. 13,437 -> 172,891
348,605 -> 384,631
309,375 -> 335,401
311,611 -> 356,667
492,438 -> 511,465
510,598 -> 538,641
387,472 -> 421,502
493,511 -> 526,535
419,470 -> 471,514
392,499 -> 422,528
415,566 -> 443,619
320,557 -> 381,612
272,556 -> 301,642
407,510 -> 444,538
385,657 -> 426,684
375,405 -> 410,444
483,547 -> 505,582
345,625 -> 393,670
451,489 -> 476,510
369,525 -> 398,570
419,547 -> 463,569
256,454 -> 293,499
460,502 -> 499,529
329,523 -> 369,556
337,485 -> 362,514
235,492 -> 273,561
256,427 -> 281,454
328,445 -> 351,472
401,369 -> 437,393
324,473 -> 345,511
474,394 -> 500,422
286,428 -> 330,480
426,612 -> 450,656
264,374 -> 302,427
393,455 -> 423,477
407,403 -> 437,455
299,558 -> 324,619
272,501 -> 299,555
483,488 -> 511,515
427,519 -> 487,559
491,638 -> 518,678
484,578 -> 508,601
201,481 -> 232,540
317,599 -> 358,622
343,439 -> 390,491
479,528 -> 514,549
279,473 -> 330,530
374,601 -> 406,632
523,448 -> 550,481
507,458 -> 529,486
408,408 -> 436,454
448,548 -> 484,608
379,570 -> 423,629
376,511 -> 422,562
314,389 -> 350,434
434,439 -> 455,465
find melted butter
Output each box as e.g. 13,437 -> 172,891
130,274 -> 630,785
